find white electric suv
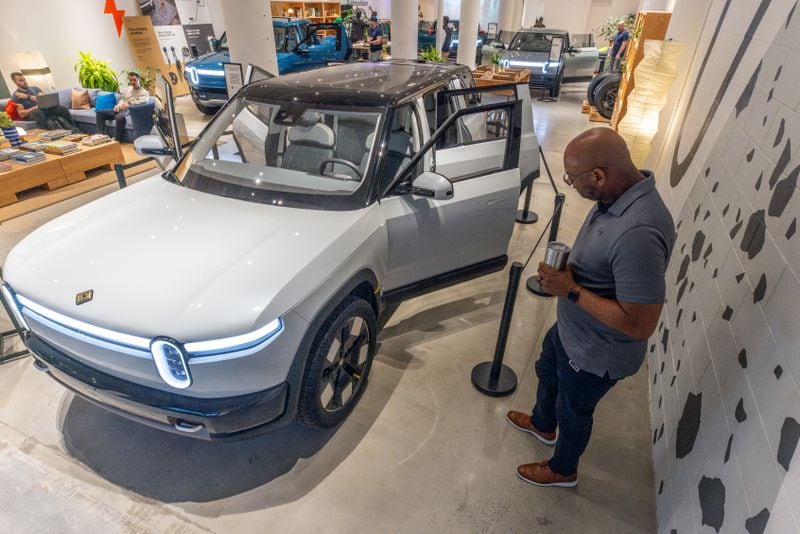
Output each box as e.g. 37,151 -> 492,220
1,61 -> 539,440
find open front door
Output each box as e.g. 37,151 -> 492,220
379,99 -> 522,293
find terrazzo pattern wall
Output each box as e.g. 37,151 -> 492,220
648,0 -> 800,532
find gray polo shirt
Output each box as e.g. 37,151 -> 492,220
557,172 -> 675,379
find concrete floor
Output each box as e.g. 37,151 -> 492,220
0,82 -> 657,533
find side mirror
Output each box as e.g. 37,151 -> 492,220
402,172 -> 453,200
295,44 -> 310,55
134,135 -> 174,170
568,46 -> 579,54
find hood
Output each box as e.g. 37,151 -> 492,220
186,50 -> 230,70
4,177 -> 380,342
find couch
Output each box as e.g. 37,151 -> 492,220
1,87 -> 155,143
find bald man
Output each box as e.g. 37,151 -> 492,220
507,128 -> 675,488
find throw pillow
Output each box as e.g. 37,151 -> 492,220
94,92 -> 117,111
71,88 -> 91,109
4,100 -> 21,121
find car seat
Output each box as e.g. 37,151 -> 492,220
282,113 -> 336,174
383,112 -> 414,180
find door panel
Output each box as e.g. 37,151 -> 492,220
380,169 -> 519,290
380,98 -> 522,291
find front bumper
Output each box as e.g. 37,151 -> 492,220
27,333 -> 290,440
189,86 -> 228,106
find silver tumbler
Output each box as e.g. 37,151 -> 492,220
543,241 -> 571,270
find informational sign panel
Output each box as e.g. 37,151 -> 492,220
124,16 -> 190,96
549,36 -> 564,62
224,63 -> 244,98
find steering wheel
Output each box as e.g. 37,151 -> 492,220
319,158 -> 363,181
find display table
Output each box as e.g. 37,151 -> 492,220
472,66 -> 531,91
0,141 -> 124,207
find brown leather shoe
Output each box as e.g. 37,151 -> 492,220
506,410 -> 556,446
517,461 -> 578,488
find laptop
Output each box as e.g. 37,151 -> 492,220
37,92 -> 60,110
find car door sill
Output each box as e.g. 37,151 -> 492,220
382,255 -> 508,305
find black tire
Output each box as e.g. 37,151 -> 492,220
594,74 -> 620,119
586,72 -> 613,104
297,296 -> 377,428
193,99 -> 220,116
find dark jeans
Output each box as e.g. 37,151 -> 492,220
29,106 -> 79,131
531,324 -> 618,476
96,108 -> 128,141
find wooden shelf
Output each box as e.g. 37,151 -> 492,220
610,10 -> 672,130
270,1 -> 339,20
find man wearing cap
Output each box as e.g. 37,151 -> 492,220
367,15 -> 383,62
506,128 -> 675,488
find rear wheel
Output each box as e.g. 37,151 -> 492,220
594,74 -> 620,119
297,296 -> 377,428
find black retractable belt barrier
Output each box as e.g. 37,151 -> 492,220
471,262 -> 522,396
526,146 -> 565,296
516,174 -> 538,224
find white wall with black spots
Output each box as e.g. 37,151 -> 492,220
645,0 -> 800,532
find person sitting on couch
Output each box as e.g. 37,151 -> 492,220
95,71 -> 150,142
10,72 -> 80,131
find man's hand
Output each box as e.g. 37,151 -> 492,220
14,90 -> 27,100
113,104 -> 120,113
119,102 -> 129,111
537,263 -> 576,298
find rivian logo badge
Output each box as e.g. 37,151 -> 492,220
75,290 -> 94,305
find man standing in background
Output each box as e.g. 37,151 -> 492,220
441,15 -> 453,55
367,15 -> 384,62
607,20 -> 630,72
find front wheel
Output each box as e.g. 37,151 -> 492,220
297,296 -> 377,428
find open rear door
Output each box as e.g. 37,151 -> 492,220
436,82 -> 539,189
379,99 -> 523,292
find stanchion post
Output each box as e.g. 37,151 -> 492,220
114,163 -> 127,189
527,193 -> 566,297
516,181 -> 538,224
471,262 -> 522,397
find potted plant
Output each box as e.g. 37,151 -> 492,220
75,51 -> 120,92
419,46 -> 445,63
490,51 -> 503,74
0,112 -> 22,147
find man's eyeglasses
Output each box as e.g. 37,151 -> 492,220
563,167 -> 605,186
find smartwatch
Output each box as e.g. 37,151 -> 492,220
567,285 -> 582,303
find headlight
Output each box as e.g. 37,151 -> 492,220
1,284 -> 30,332
183,318 -> 284,357
185,66 -> 199,85
151,338 -> 192,389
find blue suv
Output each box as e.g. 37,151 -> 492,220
184,19 -> 351,114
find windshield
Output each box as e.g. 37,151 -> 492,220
509,32 -> 556,53
171,95 -> 383,210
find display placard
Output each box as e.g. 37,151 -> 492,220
224,63 -> 244,98
487,23 -> 498,40
549,36 -> 564,62
124,16 -> 190,96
